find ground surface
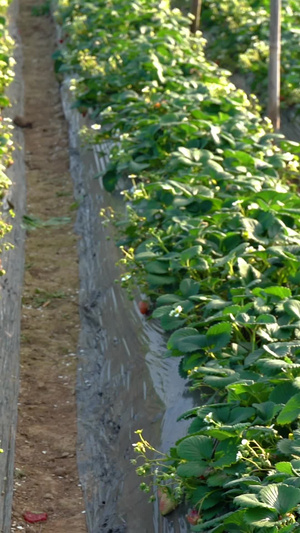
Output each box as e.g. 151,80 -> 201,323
9,1 -> 300,532
11,0 -> 87,531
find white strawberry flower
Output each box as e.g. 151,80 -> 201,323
169,305 -> 183,317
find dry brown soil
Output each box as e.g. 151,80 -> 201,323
11,0 -> 87,531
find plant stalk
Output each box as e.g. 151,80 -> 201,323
191,0 -> 202,33
268,0 -> 281,131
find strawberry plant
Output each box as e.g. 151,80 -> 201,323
176,0 -> 300,109
54,0 -> 300,530
0,3 -> 17,262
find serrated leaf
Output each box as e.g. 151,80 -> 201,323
152,305 -> 173,318
160,314 -> 186,331
225,477 -> 261,488
253,401 -> 281,423
260,483 -> 300,514
223,510 -> 251,530
204,374 -> 239,388
146,273 -> 176,286
277,439 -> 300,456
227,381 -> 271,403
256,314 -> 277,324
270,381 -> 300,404
234,494 -> 264,508
206,322 -> 232,350
182,353 -> 204,373
145,260 -> 169,274
263,343 -> 291,358
177,334 -> 208,352
229,406 -> 256,424
177,461 -> 207,478
284,299 -> 300,320
237,257 -> 261,283
277,392 -> 300,425
180,278 -> 200,297
177,407 -> 199,421
167,327 -> 199,350
180,245 -> 203,262
275,462 -> 294,475
244,507 -> 277,527
236,313 -> 256,325
188,417 -> 204,434
156,294 -> 185,306
257,359 -> 292,373
212,440 -> 239,468
206,472 -> 228,487
263,286 -> 292,300
135,251 -> 158,261
177,435 -> 213,461
192,257 -> 209,271
205,427 -> 239,440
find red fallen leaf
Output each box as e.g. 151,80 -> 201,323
158,489 -> 177,516
138,301 -> 149,315
186,508 -> 201,525
23,511 -> 48,524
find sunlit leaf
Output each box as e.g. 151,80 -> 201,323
277,393 -> 300,425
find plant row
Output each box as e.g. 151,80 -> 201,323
197,0 -> 300,109
0,2 -> 15,265
53,0 -> 300,531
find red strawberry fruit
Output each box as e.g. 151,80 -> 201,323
186,508 -> 201,525
138,301 -> 149,315
23,511 -> 48,524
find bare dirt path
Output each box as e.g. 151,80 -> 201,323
11,0 -> 87,531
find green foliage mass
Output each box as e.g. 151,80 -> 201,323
0,3 -> 17,265
54,0 -> 300,530
176,0 -> 300,109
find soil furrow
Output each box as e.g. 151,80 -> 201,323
11,1 -> 87,531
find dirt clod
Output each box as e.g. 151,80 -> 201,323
13,115 -> 33,128
43,493 -> 54,501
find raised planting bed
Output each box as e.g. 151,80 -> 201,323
59,76 -> 195,532
174,0 -> 300,112
0,0 -> 26,529
54,0 -> 300,530
0,2 -> 25,533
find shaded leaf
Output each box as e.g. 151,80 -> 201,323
167,327 -> 199,350
206,322 -> 232,350
177,435 -> 213,461
244,507 -> 277,527
180,278 -> 200,297
177,461 -> 207,478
